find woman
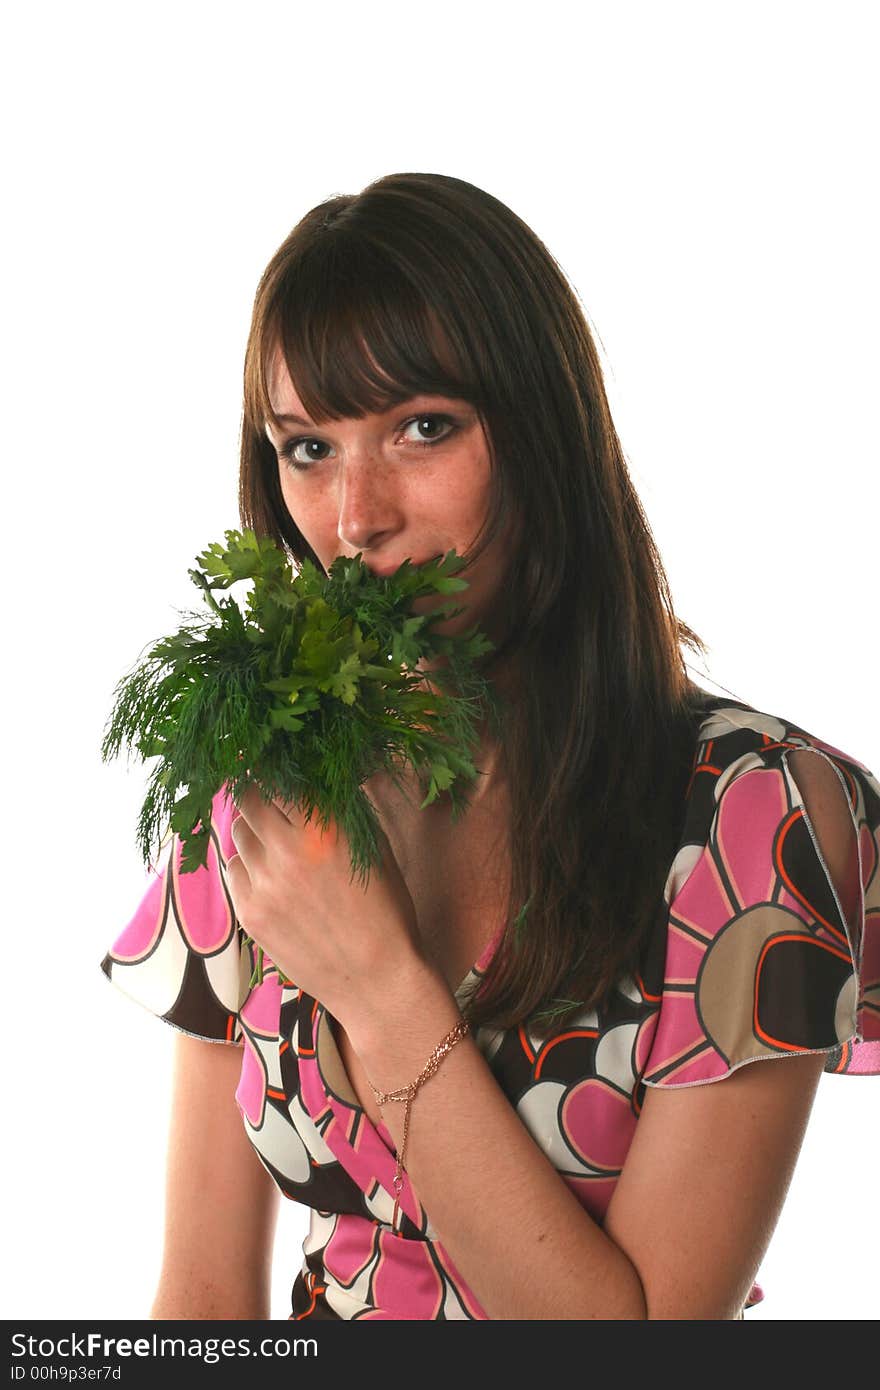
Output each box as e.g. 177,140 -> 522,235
101,172 -> 880,1320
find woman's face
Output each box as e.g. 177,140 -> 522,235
264,345 -> 515,648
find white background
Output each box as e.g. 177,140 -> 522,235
3,0 -> 877,1323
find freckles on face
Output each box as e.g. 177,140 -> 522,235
263,349 -> 498,590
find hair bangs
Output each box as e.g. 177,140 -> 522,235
246,233 -> 486,443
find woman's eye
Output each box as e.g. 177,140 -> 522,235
400,413 -> 457,447
279,437 -> 331,469
279,413 -> 457,471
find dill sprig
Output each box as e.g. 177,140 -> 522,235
101,530 -> 505,918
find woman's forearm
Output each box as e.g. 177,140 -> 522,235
150,1276 -> 272,1320
346,960 -> 648,1320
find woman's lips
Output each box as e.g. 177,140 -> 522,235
363,554 -> 443,578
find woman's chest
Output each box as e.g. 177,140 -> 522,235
331,784 -> 512,1128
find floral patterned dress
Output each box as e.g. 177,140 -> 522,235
100,693 -> 880,1319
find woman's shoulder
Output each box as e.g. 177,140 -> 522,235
689,689 -> 876,786
638,688 -> 880,1085
688,690 -> 876,770
676,690 -> 878,860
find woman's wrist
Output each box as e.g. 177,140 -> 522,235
342,952 -> 465,1089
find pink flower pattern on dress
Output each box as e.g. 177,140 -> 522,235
101,695 -> 880,1318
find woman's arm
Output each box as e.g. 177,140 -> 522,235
348,957 -> 826,1320
343,750 -> 854,1319
602,1048 -> 826,1317
149,1033 -> 281,1320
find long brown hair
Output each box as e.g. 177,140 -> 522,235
238,172 -> 710,1039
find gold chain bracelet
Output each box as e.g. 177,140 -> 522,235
367,1018 -> 470,1235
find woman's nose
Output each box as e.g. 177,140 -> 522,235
336,459 -> 405,554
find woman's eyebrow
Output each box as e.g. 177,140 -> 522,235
267,397 -> 467,432
272,412 -> 312,426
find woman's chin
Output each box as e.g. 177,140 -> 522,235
410,591 -> 468,627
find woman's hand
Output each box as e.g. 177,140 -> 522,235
225,786 -> 425,1028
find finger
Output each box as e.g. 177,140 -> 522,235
224,851 -> 251,913
273,793 -> 320,832
236,785 -> 279,843
231,810 -> 266,867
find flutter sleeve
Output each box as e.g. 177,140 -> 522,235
100,784 -> 253,1044
640,738 -> 880,1087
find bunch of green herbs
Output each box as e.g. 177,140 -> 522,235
101,529 -> 504,978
